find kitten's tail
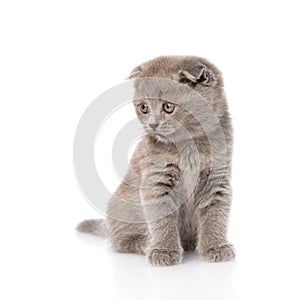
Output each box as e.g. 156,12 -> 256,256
76,219 -> 107,237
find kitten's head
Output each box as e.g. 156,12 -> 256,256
129,56 -> 227,143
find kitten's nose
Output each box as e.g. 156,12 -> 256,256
149,123 -> 159,129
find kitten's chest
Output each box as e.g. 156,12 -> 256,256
179,147 -> 211,199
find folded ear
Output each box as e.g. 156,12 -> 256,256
178,63 -> 216,87
127,65 -> 142,79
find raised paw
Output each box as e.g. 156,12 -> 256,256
147,248 -> 182,266
203,243 -> 235,262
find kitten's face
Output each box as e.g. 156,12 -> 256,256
134,98 -> 198,141
130,56 -> 225,142
134,99 -> 178,136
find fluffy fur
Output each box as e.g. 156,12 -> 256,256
77,55 -> 235,266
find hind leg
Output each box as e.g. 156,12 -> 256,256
106,219 -> 148,254
111,234 -> 147,254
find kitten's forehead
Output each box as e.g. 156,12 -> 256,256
133,77 -> 200,107
145,99 -> 164,111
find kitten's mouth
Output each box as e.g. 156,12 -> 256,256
147,130 -> 165,137
148,129 -> 175,137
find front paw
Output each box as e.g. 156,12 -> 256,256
202,243 -> 235,262
147,248 -> 182,266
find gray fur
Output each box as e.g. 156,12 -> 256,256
77,55 -> 235,266
77,219 -> 107,237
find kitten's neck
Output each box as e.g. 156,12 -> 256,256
147,132 -> 210,153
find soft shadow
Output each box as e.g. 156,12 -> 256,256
76,232 -> 106,247
110,251 -> 237,300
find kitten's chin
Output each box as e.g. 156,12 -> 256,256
146,124 -> 198,143
149,127 -> 200,144
147,127 -> 177,136
148,132 -> 172,144
148,129 -> 181,144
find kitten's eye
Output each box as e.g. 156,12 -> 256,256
163,102 -> 175,114
139,103 -> 149,114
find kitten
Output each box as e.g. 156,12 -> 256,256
77,56 -> 235,266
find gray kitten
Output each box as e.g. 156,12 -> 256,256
77,56 -> 235,266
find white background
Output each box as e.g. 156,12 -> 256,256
1,0 -> 300,299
